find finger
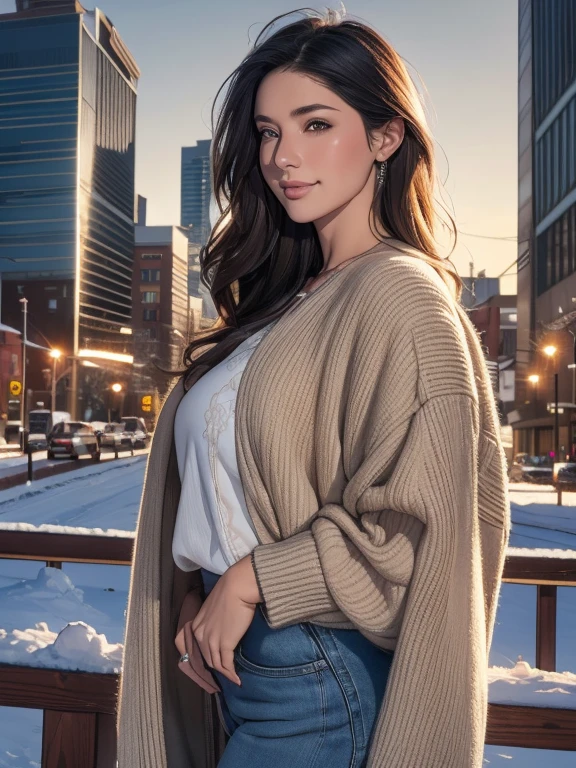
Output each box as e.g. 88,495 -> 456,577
196,636 -> 213,669
221,648 -> 241,686
209,642 -> 223,673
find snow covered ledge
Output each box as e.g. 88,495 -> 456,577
489,656 -> 576,709
506,546 -> 576,559
0,522 -> 135,537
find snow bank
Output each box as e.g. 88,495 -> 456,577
0,621 -> 123,674
0,566 -> 123,673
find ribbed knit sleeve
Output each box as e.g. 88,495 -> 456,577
253,392 -> 508,766
251,391 -> 476,636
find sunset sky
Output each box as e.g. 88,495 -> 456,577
0,0 -> 519,292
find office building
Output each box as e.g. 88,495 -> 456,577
0,1 -> 139,421
512,1 -> 576,458
181,139 -> 211,245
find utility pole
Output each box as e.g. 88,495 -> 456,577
18,297 -> 28,451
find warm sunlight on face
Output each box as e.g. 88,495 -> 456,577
254,69 -> 380,225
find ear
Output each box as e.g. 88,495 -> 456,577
372,117 -> 405,162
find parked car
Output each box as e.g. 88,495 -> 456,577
508,453 -> 553,484
27,409 -> 71,452
120,416 -> 150,448
47,421 -> 101,461
99,422 -> 136,452
554,462 -> 576,490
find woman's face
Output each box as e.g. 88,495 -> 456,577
254,69 -> 386,224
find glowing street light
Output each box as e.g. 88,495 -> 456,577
543,345 -> 557,358
108,383 -> 123,423
527,373 -> 540,411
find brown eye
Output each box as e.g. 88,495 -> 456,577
307,120 -> 331,132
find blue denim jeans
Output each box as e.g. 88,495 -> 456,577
201,567 -> 394,768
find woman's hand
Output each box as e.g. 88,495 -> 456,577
192,554 -> 262,686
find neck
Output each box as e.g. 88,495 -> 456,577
313,169 -> 388,272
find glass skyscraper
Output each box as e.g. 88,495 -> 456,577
180,139 -> 212,246
0,2 -> 139,419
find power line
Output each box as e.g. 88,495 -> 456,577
497,258 -> 520,278
459,231 -> 517,242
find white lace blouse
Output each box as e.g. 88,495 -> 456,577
172,321 -> 278,574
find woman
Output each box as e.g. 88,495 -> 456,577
117,8 -> 510,767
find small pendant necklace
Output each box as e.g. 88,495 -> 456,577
295,242 -> 385,298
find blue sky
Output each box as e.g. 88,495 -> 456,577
0,0 -> 519,290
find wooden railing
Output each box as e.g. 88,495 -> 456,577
0,531 -> 575,765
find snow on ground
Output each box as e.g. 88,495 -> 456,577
0,471 -> 575,765
0,453 -> 146,531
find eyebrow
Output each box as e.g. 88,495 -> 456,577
254,103 -> 340,123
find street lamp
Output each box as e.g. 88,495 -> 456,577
18,297 -> 28,451
50,349 -> 61,414
109,383 -> 123,423
543,345 -> 559,460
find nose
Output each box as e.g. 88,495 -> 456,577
273,133 -> 301,171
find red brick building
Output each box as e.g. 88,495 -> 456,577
131,226 -> 190,421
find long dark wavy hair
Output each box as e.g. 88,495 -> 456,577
177,7 -> 460,389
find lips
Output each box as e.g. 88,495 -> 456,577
279,180 -> 315,188
280,182 -> 317,200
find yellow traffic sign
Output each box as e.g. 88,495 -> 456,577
141,395 -> 152,406
142,404 -> 151,412
9,380 -> 22,397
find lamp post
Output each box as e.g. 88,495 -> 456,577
50,349 -> 61,414
109,382 -> 123,423
528,373 -> 540,409
543,345 -> 559,461
18,297 -> 28,451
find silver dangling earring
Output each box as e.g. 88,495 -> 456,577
378,160 -> 388,186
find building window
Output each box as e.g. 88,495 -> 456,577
499,329 -> 517,358
141,253 -> 162,260
142,291 -> 158,304
48,299 -> 57,311
143,309 -> 158,321
141,268 -> 161,282
537,200 -> 576,296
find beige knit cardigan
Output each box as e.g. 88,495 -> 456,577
117,242 -> 510,767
